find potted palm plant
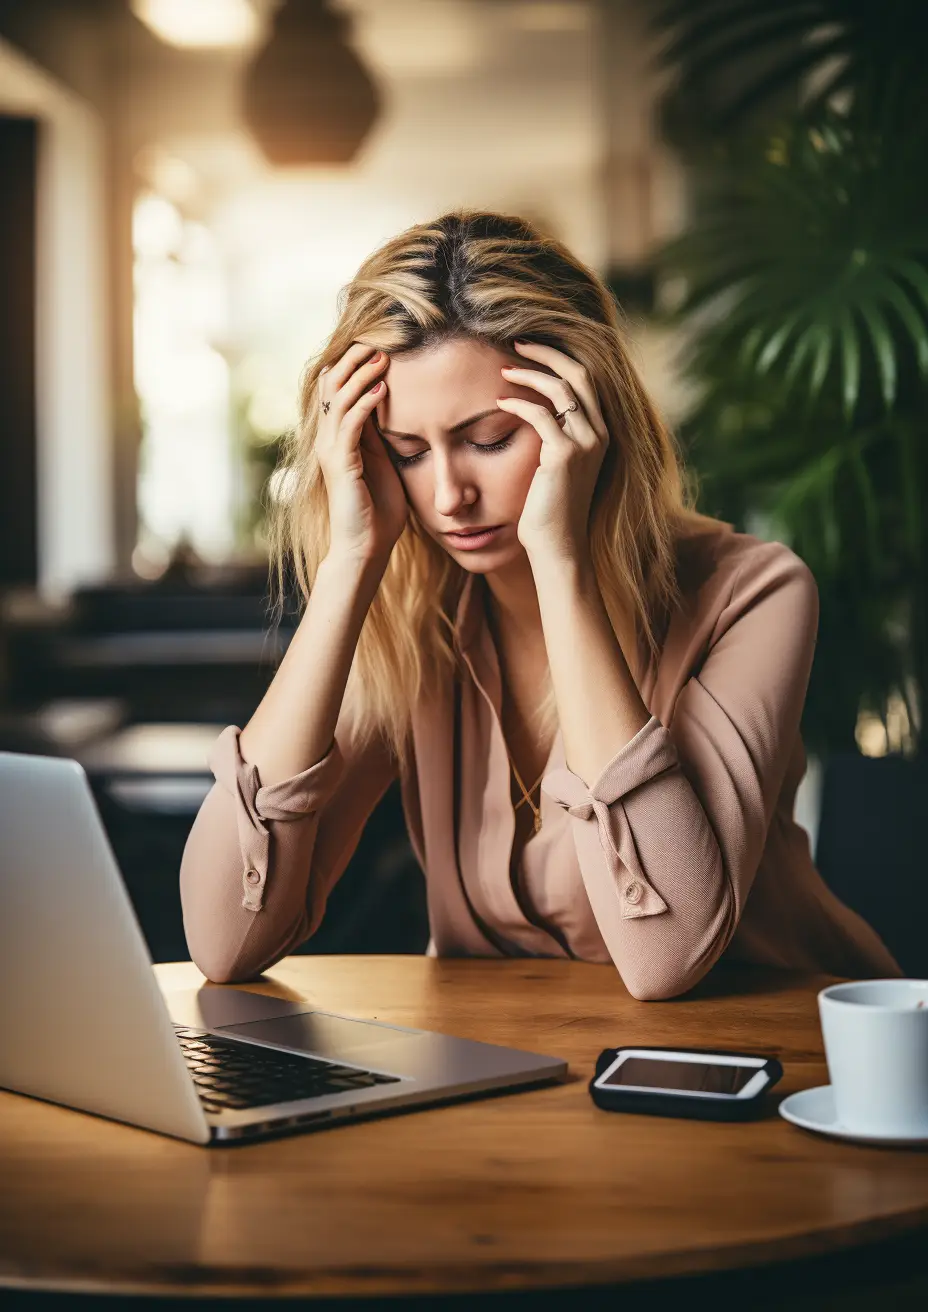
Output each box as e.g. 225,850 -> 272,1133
651,0 -> 928,972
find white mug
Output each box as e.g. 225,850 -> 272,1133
818,979 -> 928,1137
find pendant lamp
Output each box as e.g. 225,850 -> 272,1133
242,0 -> 380,165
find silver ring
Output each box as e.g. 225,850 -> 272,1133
554,401 -> 579,421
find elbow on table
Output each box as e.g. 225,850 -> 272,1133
184,919 -> 288,985
186,908 -> 316,985
621,884 -> 739,1000
620,943 -> 727,1002
188,942 -> 263,986
623,968 -> 698,1002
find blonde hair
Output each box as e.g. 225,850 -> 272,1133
269,209 -> 706,766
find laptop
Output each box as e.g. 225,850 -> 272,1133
0,750 -> 568,1145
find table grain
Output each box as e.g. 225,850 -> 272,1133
1,956 -> 927,1299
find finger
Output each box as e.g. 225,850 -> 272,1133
330,351 -> 388,416
497,385 -> 593,452
324,342 -> 382,394
342,378 -> 386,427
495,396 -> 578,450
500,367 -> 599,448
512,340 -> 608,440
332,380 -> 387,452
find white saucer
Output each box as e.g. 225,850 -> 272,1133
779,1085 -> 928,1147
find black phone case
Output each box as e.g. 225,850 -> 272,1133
588,1045 -> 783,1121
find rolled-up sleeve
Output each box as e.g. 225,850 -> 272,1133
542,543 -> 819,1000
209,725 -> 347,915
180,716 -> 398,983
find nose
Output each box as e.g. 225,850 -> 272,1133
431,449 -> 477,518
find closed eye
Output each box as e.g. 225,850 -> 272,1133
392,434 -> 516,469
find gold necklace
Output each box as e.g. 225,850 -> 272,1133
489,599 -> 546,833
508,755 -> 545,833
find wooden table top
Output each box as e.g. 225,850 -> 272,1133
2,956 -> 927,1299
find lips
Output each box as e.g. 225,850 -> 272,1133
442,525 -> 506,550
444,526 -> 499,537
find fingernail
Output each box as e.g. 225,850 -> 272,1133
320,365 -> 330,374
371,350 -> 384,362
369,381 -> 383,392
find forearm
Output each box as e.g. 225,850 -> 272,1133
535,571 -> 737,997
239,552 -> 385,787
181,551 -> 393,980
532,553 -> 650,786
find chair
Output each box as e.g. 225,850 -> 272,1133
814,753 -> 928,977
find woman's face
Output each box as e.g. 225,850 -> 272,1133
373,337 -> 557,571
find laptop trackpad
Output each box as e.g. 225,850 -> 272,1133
217,1011 -> 421,1067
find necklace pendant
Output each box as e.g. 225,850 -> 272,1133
533,812 -> 542,834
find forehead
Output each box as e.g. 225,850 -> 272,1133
377,337 -> 558,435
380,339 -> 509,428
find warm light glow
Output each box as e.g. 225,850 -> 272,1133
135,146 -> 199,205
131,537 -> 171,580
130,0 -> 260,49
855,691 -> 916,758
133,192 -> 236,561
247,386 -> 296,438
510,3 -> 590,32
855,711 -> 888,758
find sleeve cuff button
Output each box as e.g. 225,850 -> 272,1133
624,880 -> 643,905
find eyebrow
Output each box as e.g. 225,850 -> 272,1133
374,409 -> 500,442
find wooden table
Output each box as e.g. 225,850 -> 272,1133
1,958 -> 927,1303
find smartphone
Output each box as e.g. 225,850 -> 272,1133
589,1045 -> 783,1121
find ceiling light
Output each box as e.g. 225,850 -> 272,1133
130,0 -> 261,50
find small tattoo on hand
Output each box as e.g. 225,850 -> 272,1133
322,401 -> 331,414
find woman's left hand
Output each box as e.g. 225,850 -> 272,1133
497,340 -> 610,567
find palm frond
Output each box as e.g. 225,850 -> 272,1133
652,0 -> 928,126
857,300 -> 897,407
838,310 -> 860,417
660,109 -> 928,416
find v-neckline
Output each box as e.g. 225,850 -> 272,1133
451,569 -> 657,949
452,594 -> 568,954
468,603 -> 563,865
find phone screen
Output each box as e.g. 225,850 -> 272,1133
601,1055 -> 760,1095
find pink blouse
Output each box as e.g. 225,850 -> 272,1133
179,521 -> 900,997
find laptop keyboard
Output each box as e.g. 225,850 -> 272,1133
173,1025 -> 400,1115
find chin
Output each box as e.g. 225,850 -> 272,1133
451,557 -> 503,575
443,542 -> 524,574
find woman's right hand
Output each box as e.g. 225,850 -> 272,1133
315,344 -> 408,568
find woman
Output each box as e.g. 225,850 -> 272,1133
180,209 -> 899,998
